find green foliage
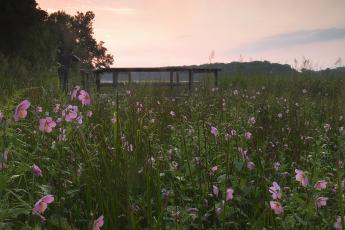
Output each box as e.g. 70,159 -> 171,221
0,73 -> 345,229
47,11 -> 114,69
0,0 -> 113,78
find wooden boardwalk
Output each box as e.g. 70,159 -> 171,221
88,67 -> 221,92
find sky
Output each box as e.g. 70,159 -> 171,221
36,0 -> 345,69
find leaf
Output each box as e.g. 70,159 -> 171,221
234,160 -> 244,172
8,208 -> 30,218
48,214 -> 72,230
0,174 -> 8,192
217,174 -> 226,183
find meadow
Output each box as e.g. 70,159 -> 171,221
0,73 -> 345,229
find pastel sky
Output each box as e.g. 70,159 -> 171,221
36,0 -> 345,69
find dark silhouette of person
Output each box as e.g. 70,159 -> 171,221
57,47 -> 80,91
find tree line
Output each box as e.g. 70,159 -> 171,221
0,0 -> 114,73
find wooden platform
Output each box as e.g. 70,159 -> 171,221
90,67 -> 221,92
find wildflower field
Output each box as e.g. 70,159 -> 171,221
0,74 -> 345,229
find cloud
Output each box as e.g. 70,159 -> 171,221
99,7 -> 136,14
64,5 -> 136,15
233,27 -> 345,54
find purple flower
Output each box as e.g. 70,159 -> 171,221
211,126 -> 218,137
39,117 -> 57,133
32,164 -> 43,177
14,100 -> 31,122
244,132 -> 252,140
270,201 -> 284,215
226,188 -> 234,201
86,111 -> 93,117
78,90 -> 91,105
76,115 -> 83,124
70,85 -> 80,100
247,161 -> 255,170
32,195 -> 54,214
334,216 -> 344,229
36,106 -> 43,113
93,215 -> 104,230
315,197 -> 328,208
248,117 -> 256,125
212,185 -> 219,197
314,180 -> 327,190
269,182 -> 282,200
295,169 -> 309,187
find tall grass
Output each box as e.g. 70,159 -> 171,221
0,73 -> 345,229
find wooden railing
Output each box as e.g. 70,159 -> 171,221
91,67 -> 221,92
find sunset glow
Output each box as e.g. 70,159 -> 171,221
36,0 -> 345,68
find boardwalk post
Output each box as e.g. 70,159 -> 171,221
128,72 -> 132,84
176,72 -> 180,87
81,70 -> 86,89
96,72 -> 101,92
170,71 -> 174,89
112,71 -> 118,90
188,70 -> 193,91
86,72 -> 90,91
214,70 -> 218,87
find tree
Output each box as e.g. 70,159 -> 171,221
0,0 -> 113,72
48,11 -> 114,69
0,0 -> 56,69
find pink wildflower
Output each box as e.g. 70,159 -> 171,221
32,164 -> 43,177
78,90 -> 91,106
238,147 -> 248,160
58,128 -> 67,141
295,169 -> 309,187
169,111 -> 175,117
248,117 -> 256,125
269,182 -> 282,200
211,126 -> 218,137
334,216 -> 344,229
225,129 -> 237,140
212,185 -> 219,197
314,180 -> 327,190
14,100 -> 31,122
53,104 -> 60,113
324,123 -> 331,132
273,162 -> 281,171
86,111 -> 93,117
76,115 -> 83,124
36,106 -> 43,113
315,197 -> 328,208
39,117 -> 57,133
226,188 -> 234,201
63,105 -> 78,122
244,132 -> 252,140
211,165 -> 218,173
247,161 -> 255,170
56,118 -> 62,124
32,195 -> 54,214
0,112 -> 3,123
70,85 -> 80,100
93,215 -> 104,230
270,201 -> 284,215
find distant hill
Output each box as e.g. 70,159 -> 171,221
183,61 -> 345,76
99,61 -> 345,83
316,67 -> 345,75
187,61 -> 298,76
